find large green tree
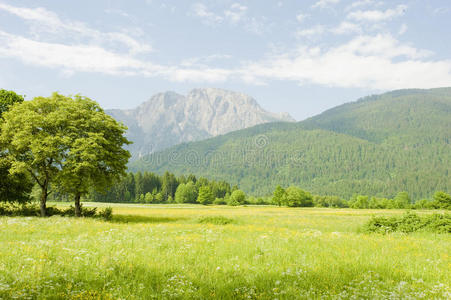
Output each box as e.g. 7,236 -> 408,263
0,89 -> 33,203
0,93 -> 130,216
1,94 -> 70,215
55,94 -> 130,216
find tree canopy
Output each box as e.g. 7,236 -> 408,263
0,89 -> 32,203
0,93 -> 130,216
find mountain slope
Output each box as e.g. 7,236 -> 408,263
130,88 -> 451,199
107,88 -> 294,159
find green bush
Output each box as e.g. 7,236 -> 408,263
198,216 -> 235,225
98,207 -> 113,221
363,212 -> 451,234
213,198 -> 227,205
0,202 -> 113,220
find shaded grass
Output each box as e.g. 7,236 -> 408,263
112,214 -> 186,224
198,216 -> 236,225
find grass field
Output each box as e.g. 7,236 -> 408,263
0,204 -> 450,299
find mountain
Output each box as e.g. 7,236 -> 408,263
129,88 -> 451,200
107,88 -> 294,159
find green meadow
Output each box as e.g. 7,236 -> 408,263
0,204 -> 450,299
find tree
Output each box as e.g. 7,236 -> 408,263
175,181 -> 197,203
0,89 -> 24,117
55,94 -> 130,216
161,171 -> 178,201
393,191 -> 411,209
0,90 -> 33,203
433,191 -> 451,209
144,192 -> 154,203
349,195 -> 369,209
230,189 -> 246,205
0,93 -> 130,216
1,94 -> 69,216
283,186 -> 313,207
273,185 -> 286,206
197,186 -> 214,205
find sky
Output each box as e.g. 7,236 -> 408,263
0,0 -> 450,121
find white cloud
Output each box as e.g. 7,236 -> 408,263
346,0 -> 383,11
330,22 -> 362,35
238,34 -> 451,90
1,3 -> 449,92
398,24 -> 408,35
348,5 -> 407,22
224,3 -> 247,24
312,0 -> 340,9
191,3 -> 266,35
296,25 -> 325,38
0,3 -> 151,54
0,30 -> 232,83
296,13 -> 308,23
191,3 -> 223,24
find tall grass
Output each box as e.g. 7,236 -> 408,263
0,204 -> 450,299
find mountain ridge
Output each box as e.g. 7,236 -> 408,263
107,88 -> 294,159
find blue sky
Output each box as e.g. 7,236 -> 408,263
0,0 -> 450,120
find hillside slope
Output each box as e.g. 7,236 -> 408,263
130,88 -> 451,199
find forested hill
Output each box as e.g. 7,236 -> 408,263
130,88 -> 451,199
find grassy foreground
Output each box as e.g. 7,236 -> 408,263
0,204 -> 450,299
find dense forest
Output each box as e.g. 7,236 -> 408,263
88,171 -> 235,204
130,88 -> 451,200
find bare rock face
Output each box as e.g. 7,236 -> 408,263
107,88 -> 294,159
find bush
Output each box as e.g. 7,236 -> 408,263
227,198 -> 241,206
213,198 -> 227,205
230,190 -> 246,205
98,207 -> 113,221
283,186 -> 313,207
363,212 -> 451,234
0,202 -> 113,220
198,216 -> 235,225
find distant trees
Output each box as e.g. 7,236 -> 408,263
271,186 -> 450,210
90,171 -> 233,205
197,186 -> 214,205
283,186 -> 313,207
432,191 -> 451,209
272,185 -> 285,207
228,189 -> 246,206
175,182 -> 197,204
0,93 -> 130,216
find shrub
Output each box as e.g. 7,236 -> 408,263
230,190 -> 246,205
283,186 -> 313,207
213,198 -> 227,205
363,212 -> 451,234
0,202 -> 113,220
98,207 -> 113,221
198,216 -> 235,225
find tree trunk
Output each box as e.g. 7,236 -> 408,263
74,193 -> 81,217
40,189 -> 47,217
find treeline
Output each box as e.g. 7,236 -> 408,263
88,171 -> 238,205
272,186 -> 451,209
85,172 -> 451,210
